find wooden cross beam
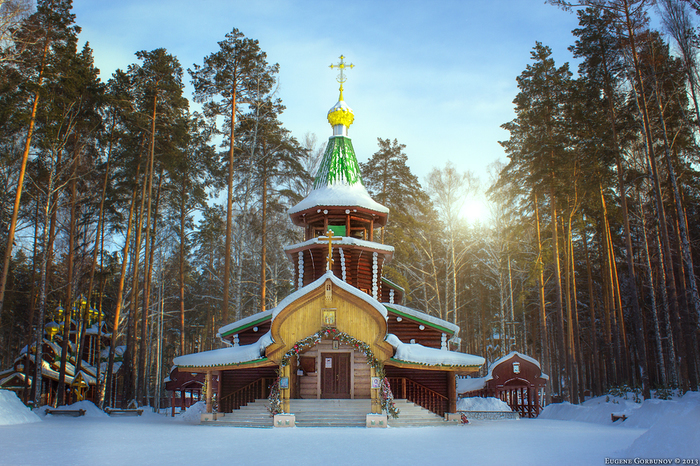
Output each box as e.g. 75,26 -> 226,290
318,230 -> 342,272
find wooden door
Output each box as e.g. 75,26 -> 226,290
321,353 -> 351,398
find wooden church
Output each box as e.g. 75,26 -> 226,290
172,57 -> 485,426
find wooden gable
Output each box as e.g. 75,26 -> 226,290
487,353 -> 547,390
266,277 -> 393,364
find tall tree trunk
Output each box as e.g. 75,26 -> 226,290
639,196 -> 668,386
139,171 -> 163,400
105,162 -> 141,408
599,25 -> 649,396
550,187 -> 567,399
608,220 -> 631,385
598,202 -> 615,388
534,195 -> 551,402
58,154 -> 79,406
31,153 -> 59,408
565,200 -> 580,403
75,129 -> 113,397
137,96 -> 159,405
652,71 -> 695,391
623,0 -> 687,391
139,170 -> 162,404
260,164 -> 268,313
582,214 -> 603,396
23,199 -> 41,403
222,89 -> 237,325
0,36 -> 50,324
123,144 -> 149,403
179,175 -> 187,356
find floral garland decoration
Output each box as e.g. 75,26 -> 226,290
268,376 -> 282,416
269,328 -> 399,418
380,377 -> 399,418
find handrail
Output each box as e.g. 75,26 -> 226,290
219,377 -> 271,413
388,377 -> 448,417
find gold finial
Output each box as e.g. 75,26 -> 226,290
329,55 -> 354,101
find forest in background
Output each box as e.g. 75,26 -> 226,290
1,0 -> 699,407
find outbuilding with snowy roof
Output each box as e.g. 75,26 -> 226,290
458,351 -> 548,418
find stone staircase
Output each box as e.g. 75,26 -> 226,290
387,399 -> 448,427
201,399 -> 273,428
201,398 -> 449,427
290,399 -> 370,427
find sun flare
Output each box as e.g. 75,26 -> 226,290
459,198 -> 489,225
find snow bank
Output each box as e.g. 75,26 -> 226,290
36,400 -> 108,418
179,401 -> 206,424
457,397 -> 511,412
0,390 -> 41,425
65,400 -> 108,418
539,396 -> 640,425
624,392 -> 700,457
540,391 -> 700,457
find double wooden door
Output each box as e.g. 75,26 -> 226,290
321,353 -> 351,398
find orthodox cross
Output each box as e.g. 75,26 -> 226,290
318,230 -> 341,271
329,55 -> 354,99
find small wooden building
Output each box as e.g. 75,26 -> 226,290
459,352 -> 548,418
164,368 -> 214,416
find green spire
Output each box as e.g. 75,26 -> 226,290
313,136 -> 364,189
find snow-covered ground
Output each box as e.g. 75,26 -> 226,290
0,389 -> 698,466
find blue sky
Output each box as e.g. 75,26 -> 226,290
71,0 -> 581,184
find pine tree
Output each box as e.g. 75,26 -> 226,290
0,0 -> 80,337
500,42 -> 573,400
189,28 -> 277,324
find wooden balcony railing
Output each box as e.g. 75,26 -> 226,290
388,377 -> 448,417
219,377 -> 271,413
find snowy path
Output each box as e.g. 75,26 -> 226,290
0,416 -> 644,466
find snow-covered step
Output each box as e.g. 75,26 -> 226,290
388,400 -> 448,427
202,398 -> 449,427
290,399 -> 370,427
202,399 -> 272,428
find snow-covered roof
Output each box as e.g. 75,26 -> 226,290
0,371 -> 26,387
385,333 -> 484,368
218,309 -> 273,338
489,351 -> 549,380
271,271 -> 387,321
100,361 -> 121,376
384,303 -> 459,336
85,322 -> 111,336
288,182 -> 389,215
380,277 -> 404,293
100,345 -> 126,360
457,376 -> 487,393
36,359 -> 96,385
284,235 -> 395,254
173,331 -> 273,369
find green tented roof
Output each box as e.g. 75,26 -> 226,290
313,136 -> 364,189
